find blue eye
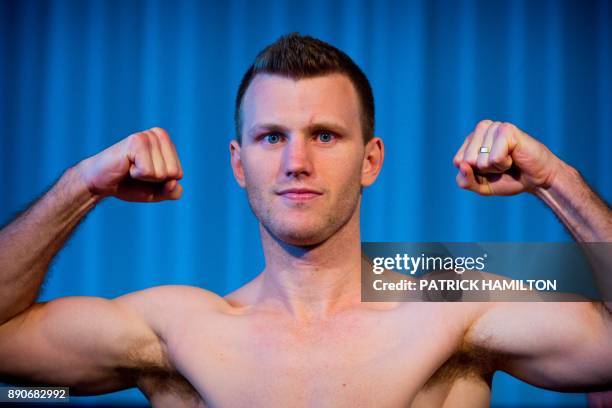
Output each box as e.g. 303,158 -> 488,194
318,132 -> 334,143
265,133 -> 281,144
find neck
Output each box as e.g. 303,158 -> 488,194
257,205 -> 363,322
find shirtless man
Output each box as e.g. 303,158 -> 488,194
0,33 -> 610,407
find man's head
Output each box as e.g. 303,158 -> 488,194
230,34 -> 384,247
234,33 -> 375,145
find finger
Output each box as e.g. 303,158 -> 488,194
151,127 -> 182,179
169,182 -> 183,200
166,134 -> 184,179
163,179 -> 177,193
115,178 -> 173,202
476,121 -> 501,172
173,144 -> 184,179
453,132 -> 472,168
159,182 -> 183,200
489,123 -> 514,172
146,181 -> 183,201
456,162 -> 474,189
176,154 -> 184,179
128,133 -> 157,181
463,119 -> 493,167
456,162 -> 493,196
147,129 -> 168,178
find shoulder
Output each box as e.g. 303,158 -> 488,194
114,285 -> 232,335
115,284 -> 231,309
117,284 -> 228,304
109,285 -> 234,372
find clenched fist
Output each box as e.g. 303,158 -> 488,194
453,120 -> 563,196
76,127 -> 184,202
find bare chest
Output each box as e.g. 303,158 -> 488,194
164,305 -> 480,408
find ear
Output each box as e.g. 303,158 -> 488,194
230,140 -> 246,188
361,136 -> 384,187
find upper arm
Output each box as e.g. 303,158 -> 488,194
466,300 -> 612,392
0,288 -> 177,394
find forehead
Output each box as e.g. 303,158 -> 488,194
241,73 -> 361,136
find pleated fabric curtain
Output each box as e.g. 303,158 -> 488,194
1,0 -> 610,405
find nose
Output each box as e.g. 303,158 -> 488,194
281,135 -> 314,178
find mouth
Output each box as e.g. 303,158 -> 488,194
276,188 -> 323,202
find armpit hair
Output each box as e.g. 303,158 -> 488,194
423,338 -> 504,389
121,335 -> 202,402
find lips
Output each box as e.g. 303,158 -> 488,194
276,187 -> 322,202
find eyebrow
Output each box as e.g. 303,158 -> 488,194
247,123 -> 289,139
246,121 -> 350,139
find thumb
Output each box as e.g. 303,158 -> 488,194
160,180 -> 183,200
456,162 -> 474,189
115,179 -> 183,202
456,162 -> 492,195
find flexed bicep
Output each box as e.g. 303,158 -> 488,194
465,301 -> 612,392
0,295 -> 167,394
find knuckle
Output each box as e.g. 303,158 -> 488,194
476,159 -> 488,170
490,158 -> 503,168
476,119 -> 493,131
133,131 -> 152,147
491,154 -> 505,165
137,166 -> 154,178
465,157 -> 477,167
151,127 -> 169,139
166,166 -> 179,178
148,131 -> 161,147
499,122 -> 514,134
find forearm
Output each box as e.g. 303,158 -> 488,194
535,159 -> 612,242
534,159 -> 612,311
0,165 -> 100,324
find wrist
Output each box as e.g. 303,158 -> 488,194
532,155 -> 576,199
65,162 -> 105,205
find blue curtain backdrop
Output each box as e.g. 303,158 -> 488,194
1,0 -> 610,406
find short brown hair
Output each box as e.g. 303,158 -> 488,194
234,33 -> 375,144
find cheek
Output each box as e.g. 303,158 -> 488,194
333,156 -> 364,186
242,159 -> 278,206
244,172 -> 266,200
243,155 -> 272,185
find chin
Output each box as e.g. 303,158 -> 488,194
267,220 -> 332,247
248,193 -> 360,247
